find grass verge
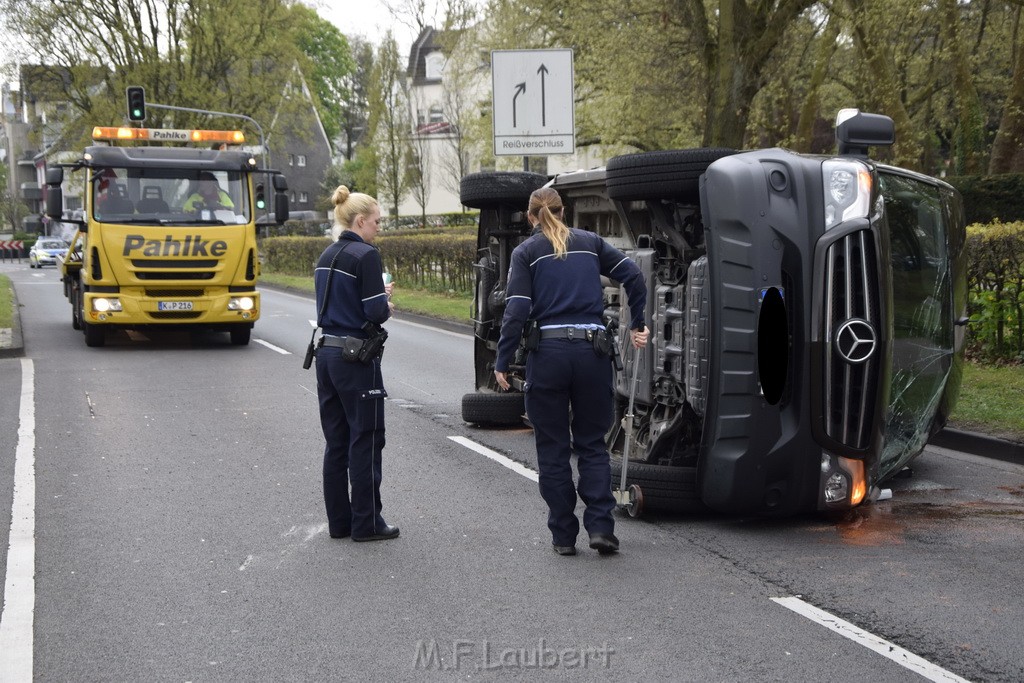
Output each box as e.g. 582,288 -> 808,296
259,271 -> 473,323
259,271 -> 1022,443
0,274 -> 13,329
948,362 -> 1024,443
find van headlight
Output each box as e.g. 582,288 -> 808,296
92,298 -> 122,312
228,296 -> 255,311
820,452 -> 867,506
823,160 -> 872,229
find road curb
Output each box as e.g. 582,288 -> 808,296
928,428 -> 1024,466
0,278 -> 24,358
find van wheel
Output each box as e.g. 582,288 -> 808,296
462,392 -> 525,426
460,171 -> 548,209
605,148 -> 738,203
609,459 -> 705,514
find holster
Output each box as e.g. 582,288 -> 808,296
592,329 -> 614,358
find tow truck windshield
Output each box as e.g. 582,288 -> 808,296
92,167 -> 250,225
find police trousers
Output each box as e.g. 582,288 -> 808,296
315,347 -> 389,538
524,337 -> 616,545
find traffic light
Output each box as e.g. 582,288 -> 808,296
255,183 -> 266,210
126,86 -> 146,122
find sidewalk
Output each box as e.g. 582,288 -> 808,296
0,274 -> 23,358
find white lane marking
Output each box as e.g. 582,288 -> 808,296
392,317 -> 469,339
253,338 -> 290,355
0,358 -> 36,681
771,597 -> 972,683
309,319 -> 316,328
448,436 -> 538,482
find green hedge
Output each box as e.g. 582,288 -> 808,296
261,229 -> 476,293
947,174 -> 1024,225
966,220 -> 1024,361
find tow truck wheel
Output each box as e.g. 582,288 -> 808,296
462,392 -> 525,426
83,321 -> 105,347
230,326 -> 251,346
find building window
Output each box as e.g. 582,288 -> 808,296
288,154 -> 294,166
297,155 -> 306,167
299,191 -> 309,203
290,192 -> 296,202
425,52 -> 445,80
429,105 -> 444,124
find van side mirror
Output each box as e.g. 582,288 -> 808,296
836,109 -> 896,157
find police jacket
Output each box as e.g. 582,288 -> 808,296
495,227 -> 647,373
314,231 -> 390,338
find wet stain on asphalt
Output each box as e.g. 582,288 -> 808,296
831,491 -> 1024,546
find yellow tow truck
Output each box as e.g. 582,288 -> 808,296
44,125 -> 290,347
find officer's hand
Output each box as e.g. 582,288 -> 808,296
384,282 -> 394,299
388,301 -> 395,314
631,326 -> 649,349
494,370 -> 510,391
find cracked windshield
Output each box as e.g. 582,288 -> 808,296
880,171 -> 953,475
92,167 -> 250,225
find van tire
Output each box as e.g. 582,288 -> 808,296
605,148 -> 738,203
609,459 -> 706,514
462,391 -> 525,426
460,172 -> 548,209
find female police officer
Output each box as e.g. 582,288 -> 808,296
314,186 -> 398,542
494,187 -> 649,556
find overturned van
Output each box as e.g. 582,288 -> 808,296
460,110 -> 967,515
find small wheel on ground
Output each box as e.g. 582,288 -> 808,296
627,484 -> 644,518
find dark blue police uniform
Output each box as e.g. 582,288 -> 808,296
314,231 -> 391,539
495,227 -> 647,547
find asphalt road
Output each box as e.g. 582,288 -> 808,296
1,262 -> 1023,682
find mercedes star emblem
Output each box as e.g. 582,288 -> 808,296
834,318 -> 877,364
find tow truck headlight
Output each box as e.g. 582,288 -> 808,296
92,298 -> 122,312
228,296 -> 255,311
823,160 -> 872,229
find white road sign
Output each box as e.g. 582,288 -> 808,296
491,49 -> 575,156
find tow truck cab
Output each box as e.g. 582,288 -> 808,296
44,125 -> 290,347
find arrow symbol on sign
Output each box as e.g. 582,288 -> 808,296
512,82 -> 526,128
537,64 -> 549,127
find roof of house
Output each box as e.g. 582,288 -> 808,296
407,26 -> 444,85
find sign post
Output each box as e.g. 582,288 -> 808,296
491,49 -> 575,166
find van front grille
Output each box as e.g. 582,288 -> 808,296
823,230 -> 880,449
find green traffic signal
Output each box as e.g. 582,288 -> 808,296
126,86 -> 146,122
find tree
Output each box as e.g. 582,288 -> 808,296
367,34 -> 412,217
1,0 -> 309,149
293,5 -> 356,150
338,38 -> 375,161
0,164 -> 27,232
989,2 -> 1024,173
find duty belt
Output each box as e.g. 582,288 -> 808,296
318,336 -> 356,348
539,327 -> 599,341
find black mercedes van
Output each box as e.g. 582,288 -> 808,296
460,110 -> 967,515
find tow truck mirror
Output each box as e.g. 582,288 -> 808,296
275,192 -> 290,224
836,109 -> 895,157
272,174 -> 288,192
44,167 -> 64,219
